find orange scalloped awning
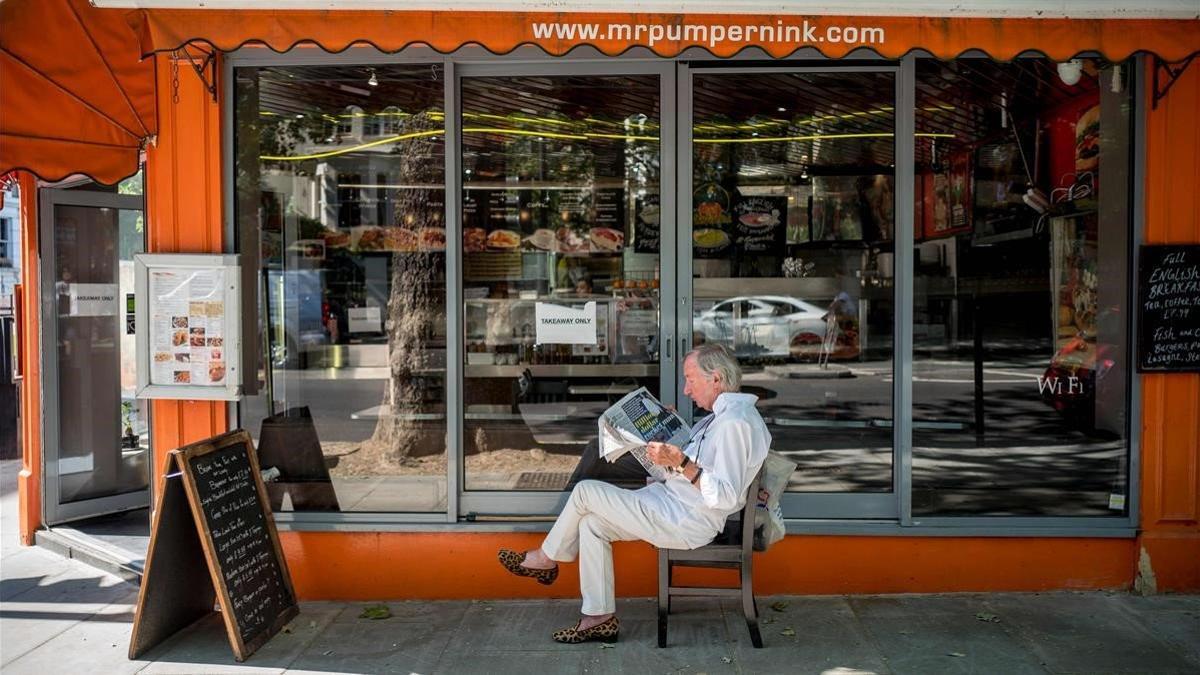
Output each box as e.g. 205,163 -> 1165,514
0,0 -> 157,184
127,9 -> 1200,62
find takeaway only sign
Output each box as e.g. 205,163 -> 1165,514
535,301 -> 597,345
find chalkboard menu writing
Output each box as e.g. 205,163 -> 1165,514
733,195 -> 787,253
1137,245 -> 1200,372
634,193 -> 660,254
129,430 -> 298,662
190,443 -> 294,643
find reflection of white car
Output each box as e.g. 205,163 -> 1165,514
695,295 -> 828,358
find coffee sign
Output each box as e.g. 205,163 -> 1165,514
1137,245 -> 1200,372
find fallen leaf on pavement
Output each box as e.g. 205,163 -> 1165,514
974,612 -> 1000,623
359,604 -> 392,620
770,601 -> 790,612
947,652 -> 966,658
780,627 -> 796,636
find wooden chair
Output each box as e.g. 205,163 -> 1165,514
657,468 -> 764,648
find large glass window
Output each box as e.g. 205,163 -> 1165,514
236,65 -> 447,512
689,71 -> 896,494
459,74 -> 662,493
911,58 -> 1133,516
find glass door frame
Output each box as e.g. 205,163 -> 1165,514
39,184 -> 151,525
675,61 -> 914,520
451,60 -> 680,517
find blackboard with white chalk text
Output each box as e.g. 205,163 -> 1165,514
1137,245 -> 1200,372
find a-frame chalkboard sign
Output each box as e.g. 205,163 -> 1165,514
128,430 -> 299,662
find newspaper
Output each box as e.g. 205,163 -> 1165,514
598,387 -> 691,482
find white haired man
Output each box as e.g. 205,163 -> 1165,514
498,343 -> 771,643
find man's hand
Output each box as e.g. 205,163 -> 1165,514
646,441 -> 684,468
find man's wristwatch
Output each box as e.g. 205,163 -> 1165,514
674,455 -> 691,474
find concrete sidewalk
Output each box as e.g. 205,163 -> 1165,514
3,458 -> 1199,674
4,566 -> 1199,674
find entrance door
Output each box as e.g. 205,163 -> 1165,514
678,65 -> 901,518
41,183 -> 150,524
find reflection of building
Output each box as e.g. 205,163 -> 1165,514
6,3 -> 1200,605
0,184 -> 20,298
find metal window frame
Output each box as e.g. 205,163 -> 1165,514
39,186 -> 151,525
221,46 -> 1143,537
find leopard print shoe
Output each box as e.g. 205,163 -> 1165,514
552,616 -> 620,644
497,548 -> 559,585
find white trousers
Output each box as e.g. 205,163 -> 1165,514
540,480 -> 689,615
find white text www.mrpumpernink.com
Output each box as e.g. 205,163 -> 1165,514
530,20 -> 886,49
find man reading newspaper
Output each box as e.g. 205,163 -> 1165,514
497,343 -> 770,645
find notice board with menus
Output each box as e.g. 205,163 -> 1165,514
134,254 -> 242,400
1137,245 -> 1200,372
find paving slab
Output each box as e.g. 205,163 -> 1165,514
0,597 -> 146,675
284,602 -> 458,674
433,648 -> 586,675
139,602 -> 343,674
725,596 -> 892,675
0,564 -> 137,665
983,593 -> 1197,674
0,546 -> 74,600
1110,594 -> 1200,664
850,594 -> 1048,675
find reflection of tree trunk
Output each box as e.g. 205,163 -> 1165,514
362,113 -> 443,463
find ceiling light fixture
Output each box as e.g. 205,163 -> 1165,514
1057,59 -> 1083,86
367,69 -> 379,87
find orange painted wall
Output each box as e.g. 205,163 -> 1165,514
1138,58 -> 1200,592
145,52 -> 228,469
279,532 -> 1135,600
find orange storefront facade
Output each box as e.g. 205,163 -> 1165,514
4,2 -> 1199,598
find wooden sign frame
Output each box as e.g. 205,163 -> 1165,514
128,430 -> 299,662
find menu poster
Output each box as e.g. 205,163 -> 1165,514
594,188 -> 625,231
733,196 -> 787,253
633,193 -> 660,254
1137,245 -> 1200,372
148,269 -> 228,387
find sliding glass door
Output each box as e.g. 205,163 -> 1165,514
677,65 -> 902,518
454,63 -> 678,516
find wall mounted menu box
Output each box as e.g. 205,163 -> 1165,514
134,254 -> 242,400
1137,245 -> 1200,373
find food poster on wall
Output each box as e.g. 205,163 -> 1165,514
693,178 -> 733,258
1075,104 -> 1100,178
811,175 -> 864,241
614,298 -> 659,363
1051,213 -> 1099,361
148,268 -> 228,387
925,151 -> 973,239
633,192 -> 661,253
590,187 -> 626,254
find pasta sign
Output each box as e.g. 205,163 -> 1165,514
535,301 -> 597,345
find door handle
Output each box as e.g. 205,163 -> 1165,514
664,332 -> 673,360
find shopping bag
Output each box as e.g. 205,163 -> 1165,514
753,450 -> 797,551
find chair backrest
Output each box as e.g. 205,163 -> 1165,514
738,466 -> 764,556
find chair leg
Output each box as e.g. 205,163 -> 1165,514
657,552 -> 669,648
740,562 -> 763,648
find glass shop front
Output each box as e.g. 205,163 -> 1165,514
232,54 -> 1136,526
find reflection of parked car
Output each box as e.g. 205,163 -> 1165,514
695,296 -> 830,360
